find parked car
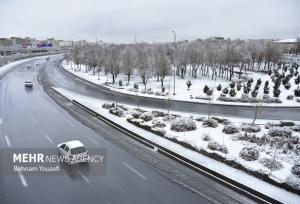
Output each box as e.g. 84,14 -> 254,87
24,81 -> 33,88
57,140 -> 88,165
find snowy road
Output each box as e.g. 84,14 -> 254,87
0,58 -> 257,203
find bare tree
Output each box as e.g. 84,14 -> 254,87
122,47 -> 136,84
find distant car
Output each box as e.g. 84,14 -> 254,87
57,140 -> 88,165
24,81 -> 33,88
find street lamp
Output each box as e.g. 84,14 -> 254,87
172,30 -> 176,95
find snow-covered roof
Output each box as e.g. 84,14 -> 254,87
65,140 -> 84,148
274,38 -> 298,43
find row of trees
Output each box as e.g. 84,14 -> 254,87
67,39 -> 284,88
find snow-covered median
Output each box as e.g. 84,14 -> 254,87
62,60 -> 300,107
53,87 -> 300,204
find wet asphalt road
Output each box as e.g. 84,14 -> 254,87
0,56 -> 257,204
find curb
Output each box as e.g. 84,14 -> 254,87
51,87 -> 283,204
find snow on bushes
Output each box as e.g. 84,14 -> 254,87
217,93 -> 282,104
239,147 -> 260,161
131,110 -> 142,118
152,110 -> 168,117
292,164 -> 300,178
163,114 -> 177,121
170,118 -> 196,132
259,158 -> 283,171
202,133 -> 211,141
268,127 -> 293,138
109,107 -> 124,117
102,103 -> 115,109
152,118 -> 166,128
202,118 -> 218,128
211,117 -> 230,125
222,124 -> 240,134
207,141 -> 228,154
140,112 -> 153,122
240,123 -> 261,133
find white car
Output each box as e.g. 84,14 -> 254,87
57,140 -> 88,165
24,81 -> 33,88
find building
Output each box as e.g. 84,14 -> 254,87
275,38 -> 300,54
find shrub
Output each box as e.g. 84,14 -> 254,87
131,110 -> 142,119
140,112 -> 153,122
207,141 -> 228,154
239,147 -> 259,161
259,158 -> 283,171
273,89 -> 281,97
186,80 -> 192,90
202,119 -> 218,128
206,89 -> 213,96
243,86 -> 250,94
203,85 -> 209,94
109,107 -> 124,117
102,103 -> 115,109
229,82 -> 235,89
170,118 -> 196,132
202,133 -> 211,141
229,88 -> 236,97
152,110 -> 167,117
223,124 -> 240,134
284,83 -> 291,90
251,90 -> 258,98
268,127 -> 292,138
292,124 -> 300,132
295,76 -> 300,85
237,82 -> 242,91
240,123 -> 261,133
291,164 -> 300,178
163,115 -> 177,121
295,86 -> 300,97
217,84 -> 222,91
257,78 -> 262,86
211,117 -> 231,125
152,118 -> 166,128
222,87 -> 229,94
155,91 -> 168,96
287,95 -> 294,100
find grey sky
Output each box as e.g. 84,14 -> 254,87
0,0 -> 299,43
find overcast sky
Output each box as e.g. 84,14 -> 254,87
0,0 -> 299,43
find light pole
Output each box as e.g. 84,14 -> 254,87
172,30 -> 176,95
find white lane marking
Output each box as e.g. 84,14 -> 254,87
66,119 -> 75,127
4,135 -> 11,147
78,171 -> 90,183
122,162 -> 146,180
17,171 -> 28,188
87,136 -> 100,146
30,116 -> 37,124
0,118 -> 2,124
44,133 -> 53,144
174,179 -> 221,204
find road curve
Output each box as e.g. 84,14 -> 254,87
48,62 -> 300,120
0,57 -> 257,203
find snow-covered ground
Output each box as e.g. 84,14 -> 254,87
0,54 -> 62,77
62,60 -> 300,107
53,87 -> 300,204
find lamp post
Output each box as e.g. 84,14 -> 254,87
172,30 -> 176,95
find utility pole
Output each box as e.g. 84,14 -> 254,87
172,30 -> 176,95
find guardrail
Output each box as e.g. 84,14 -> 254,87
51,87 -> 282,204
